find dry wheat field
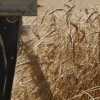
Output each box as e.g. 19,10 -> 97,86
11,1 -> 100,100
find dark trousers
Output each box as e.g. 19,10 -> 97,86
0,17 -> 21,100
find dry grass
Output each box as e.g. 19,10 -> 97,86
12,4 -> 100,100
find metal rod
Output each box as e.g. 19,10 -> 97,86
0,16 -> 21,100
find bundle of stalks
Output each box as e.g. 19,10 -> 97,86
12,4 -> 100,100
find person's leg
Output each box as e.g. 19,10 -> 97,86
0,16 -> 21,100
